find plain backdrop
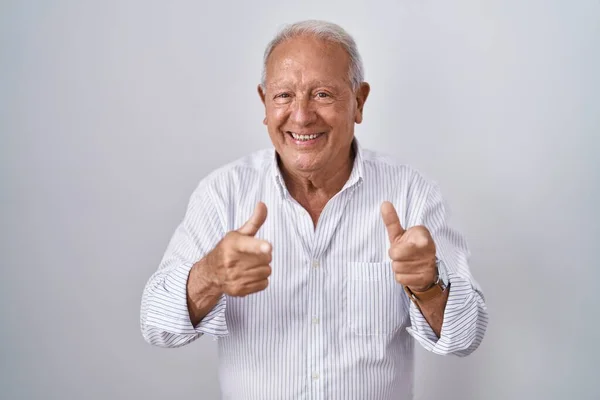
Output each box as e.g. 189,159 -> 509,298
1,1 -> 598,399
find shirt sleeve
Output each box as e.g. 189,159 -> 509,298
405,180 -> 489,356
140,181 -> 230,348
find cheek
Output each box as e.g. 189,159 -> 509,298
267,105 -> 287,124
323,103 -> 355,127
321,111 -> 352,134
266,111 -> 288,142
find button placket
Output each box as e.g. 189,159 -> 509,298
309,257 -> 323,399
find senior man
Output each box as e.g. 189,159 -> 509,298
141,20 -> 488,400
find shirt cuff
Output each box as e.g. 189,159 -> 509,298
145,262 -> 229,338
406,269 -> 475,354
195,293 -> 229,338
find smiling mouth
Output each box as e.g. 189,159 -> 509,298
287,131 -> 325,141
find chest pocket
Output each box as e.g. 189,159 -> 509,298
347,262 -> 409,335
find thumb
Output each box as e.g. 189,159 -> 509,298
380,201 -> 406,243
237,202 -> 268,236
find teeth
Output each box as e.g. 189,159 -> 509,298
291,133 -> 321,141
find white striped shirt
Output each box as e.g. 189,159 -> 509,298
140,139 -> 488,400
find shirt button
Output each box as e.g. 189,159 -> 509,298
312,260 -> 320,268
312,317 -> 319,325
312,372 -> 320,380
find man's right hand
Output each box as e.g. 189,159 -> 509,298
206,202 -> 272,297
186,202 -> 272,325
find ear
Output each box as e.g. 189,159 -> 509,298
258,84 -> 267,105
354,82 -> 371,124
257,84 -> 268,125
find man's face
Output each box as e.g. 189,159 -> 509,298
259,36 -> 369,175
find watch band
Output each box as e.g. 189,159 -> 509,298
403,282 -> 445,303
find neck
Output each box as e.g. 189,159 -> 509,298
278,144 -> 356,201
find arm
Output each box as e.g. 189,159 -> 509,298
406,182 -> 488,356
140,184 -> 229,348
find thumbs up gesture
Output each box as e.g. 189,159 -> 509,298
208,202 -> 273,297
380,201 -> 437,292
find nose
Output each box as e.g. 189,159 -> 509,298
289,96 -> 317,127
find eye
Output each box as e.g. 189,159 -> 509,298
316,92 -> 329,98
275,93 -> 291,99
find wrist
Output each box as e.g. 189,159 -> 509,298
188,260 -> 223,301
408,281 -> 435,293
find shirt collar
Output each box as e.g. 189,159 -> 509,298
270,137 -> 365,199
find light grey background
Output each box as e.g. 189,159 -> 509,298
1,1 -> 598,399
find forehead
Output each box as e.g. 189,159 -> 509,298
265,36 -> 351,87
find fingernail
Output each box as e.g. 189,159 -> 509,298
260,243 -> 270,253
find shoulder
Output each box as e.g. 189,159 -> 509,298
360,147 -> 436,194
192,148 -> 273,197
206,148 -> 272,181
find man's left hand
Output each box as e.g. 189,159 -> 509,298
381,201 -> 437,292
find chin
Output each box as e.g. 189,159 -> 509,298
291,154 -> 323,172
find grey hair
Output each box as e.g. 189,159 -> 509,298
260,20 -> 365,90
